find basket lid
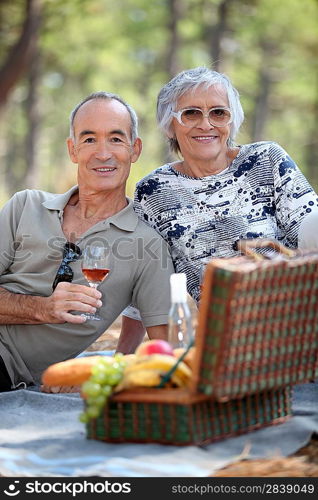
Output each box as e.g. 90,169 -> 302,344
191,245 -> 318,400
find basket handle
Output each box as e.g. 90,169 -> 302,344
236,238 -> 296,261
156,337 -> 195,389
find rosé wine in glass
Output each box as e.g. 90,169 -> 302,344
81,245 -> 110,321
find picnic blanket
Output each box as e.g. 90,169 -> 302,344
0,382 -> 317,477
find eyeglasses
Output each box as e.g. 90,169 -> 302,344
171,107 -> 232,128
52,242 -> 82,291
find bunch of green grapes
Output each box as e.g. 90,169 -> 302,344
79,354 -> 126,423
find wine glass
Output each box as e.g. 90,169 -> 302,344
81,245 -> 111,321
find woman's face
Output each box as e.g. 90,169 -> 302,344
171,84 -> 231,164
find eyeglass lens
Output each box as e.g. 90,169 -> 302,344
181,108 -> 231,127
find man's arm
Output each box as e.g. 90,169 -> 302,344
116,316 -> 167,354
0,282 -> 102,325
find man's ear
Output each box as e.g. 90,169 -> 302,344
131,137 -> 142,163
67,137 -> 77,164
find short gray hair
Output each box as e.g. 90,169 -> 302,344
156,67 -> 244,153
69,91 -> 138,143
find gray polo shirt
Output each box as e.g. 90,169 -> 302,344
0,186 -> 174,386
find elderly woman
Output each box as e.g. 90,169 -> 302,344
118,66 -> 318,352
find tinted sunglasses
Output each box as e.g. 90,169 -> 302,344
171,106 -> 232,128
52,242 -> 82,291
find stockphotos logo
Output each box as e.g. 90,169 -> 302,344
3,481 -> 20,496
3,480 -> 131,496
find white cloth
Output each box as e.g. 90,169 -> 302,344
0,382 -> 317,477
298,211 -> 318,250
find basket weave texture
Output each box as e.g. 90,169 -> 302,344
86,386 -> 291,446
85,242 -> 318,446
193,253 -> 318,400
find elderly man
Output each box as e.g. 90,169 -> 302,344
0,92 -> 174,391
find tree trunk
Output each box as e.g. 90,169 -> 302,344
250,40 -> 275,142
0,0 -> 42,107
24,46 -> 41,189
165,0 -> 184,78
162,0 -> 185,163
3,114 -> 22,195
206,0 -> 233,71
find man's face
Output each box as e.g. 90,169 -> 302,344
67,98 -> 142,194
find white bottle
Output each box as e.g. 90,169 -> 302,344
168,273 -> 194,349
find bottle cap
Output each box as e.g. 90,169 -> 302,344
170,273 -> 187,303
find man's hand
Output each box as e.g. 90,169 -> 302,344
42,282 -> 102,324
0,283 -> 102,325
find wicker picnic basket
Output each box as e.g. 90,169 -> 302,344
85,239 -> 318,446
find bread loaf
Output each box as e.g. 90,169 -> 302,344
41,355 -> 111,386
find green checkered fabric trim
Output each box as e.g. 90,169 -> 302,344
86,386 -> 291,446
197,258 -> 318,399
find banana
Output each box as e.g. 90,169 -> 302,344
114,369 -> 162,392
124,353 -> 175,371
173,347 -> 196,369
170,372 -> 187,388
125,354 -> 191,383
122,354 -> 138,366
113,354 -> 192,392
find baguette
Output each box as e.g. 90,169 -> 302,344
41,355 -> 112,386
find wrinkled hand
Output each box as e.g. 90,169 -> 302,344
42,282 -> 102,324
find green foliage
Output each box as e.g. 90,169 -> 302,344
0,0 -> 318,206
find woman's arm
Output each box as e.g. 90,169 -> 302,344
116,315 -> 147,354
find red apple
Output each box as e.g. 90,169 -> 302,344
135,339 -> 174,357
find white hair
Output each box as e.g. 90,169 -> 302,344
156,67 -> 244,153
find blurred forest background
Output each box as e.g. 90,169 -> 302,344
0,0 -> 318,206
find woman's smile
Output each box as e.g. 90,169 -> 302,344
172,85 -> 231,176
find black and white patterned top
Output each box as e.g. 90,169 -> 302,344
134,141 -> 318,302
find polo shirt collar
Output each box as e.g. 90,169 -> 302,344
108,198 -> 138,231
42,185 -> 139,232
42,185 -> 78,211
